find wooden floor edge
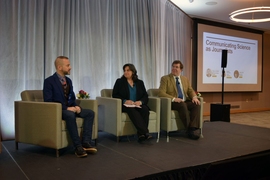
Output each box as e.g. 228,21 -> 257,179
203,108 -> 270,116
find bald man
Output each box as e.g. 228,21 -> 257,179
43,56 -> 97,158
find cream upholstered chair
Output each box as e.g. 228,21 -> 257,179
96,89 -> 160,142
147,88 -> 204,142
14,90 -> 98,157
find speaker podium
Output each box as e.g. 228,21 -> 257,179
210,104 -> 231,122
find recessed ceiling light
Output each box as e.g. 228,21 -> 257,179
206,1 -> 217,5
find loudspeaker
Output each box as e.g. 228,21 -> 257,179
210,103 -> 230,122
221,49 -> 228,68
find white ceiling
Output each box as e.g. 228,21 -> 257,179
170,0 -> 270,34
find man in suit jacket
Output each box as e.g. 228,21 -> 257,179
43,56 -> 97,158
158,60 -> 201,140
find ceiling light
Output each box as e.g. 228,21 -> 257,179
229,6 -> 270,23
205,1 -> 217,6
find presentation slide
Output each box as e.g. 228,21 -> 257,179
197,23 -> 262,92
203,32 -> 257,84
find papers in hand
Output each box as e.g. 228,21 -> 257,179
123,104 -> 141,108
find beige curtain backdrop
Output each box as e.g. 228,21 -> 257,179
0,0 -> 193,140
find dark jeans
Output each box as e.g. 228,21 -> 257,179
122,105 -> 150,136
62,108 -> 94,147
171,100 -> 200,129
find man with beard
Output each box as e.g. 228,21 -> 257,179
43,56 -> 97,157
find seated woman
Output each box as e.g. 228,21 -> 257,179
112,63 -> 151,143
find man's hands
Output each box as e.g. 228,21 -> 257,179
173,98 -> 183,103
173,97 -> 200,105
67,106 -> 81,113
192,97 -> 200,105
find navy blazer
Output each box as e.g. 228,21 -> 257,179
43,73 -> 77,110
112,76 -> 148,105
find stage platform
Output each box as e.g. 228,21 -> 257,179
1,121 -> 270,179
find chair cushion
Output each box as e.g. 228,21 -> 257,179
21,90 -> 44,102
121,111 -> 156,122
101,89 -> 113,97
147,89 -> 159,96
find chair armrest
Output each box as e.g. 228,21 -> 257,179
147,97 -> 160,114
76,99 -> 97,111
159,97 -> 172,131
14,101 -> 62,149
96,97 -> 122,136
148,97 -> 161,131
76,99 -> 98,140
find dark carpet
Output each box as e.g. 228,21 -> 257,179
1,121 -> 270,180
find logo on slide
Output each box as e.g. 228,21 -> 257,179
234,70 -> 239,78
206,68 -> 212,77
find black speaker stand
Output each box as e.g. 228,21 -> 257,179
210,50 -> 231,122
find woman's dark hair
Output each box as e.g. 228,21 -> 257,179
122,63 -> 138,81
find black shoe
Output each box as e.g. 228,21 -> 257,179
187,130 -> 200,140
138,135 -> 146,143
75,146 -> 88,158
82,143 -> 97,154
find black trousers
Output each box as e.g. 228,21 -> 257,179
122,104 -> 150,136
171,100 -> 200,129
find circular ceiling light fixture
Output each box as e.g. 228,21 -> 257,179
205,1 -> 217,6
229,6 -> 270,23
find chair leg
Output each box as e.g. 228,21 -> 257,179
200,128 -> 204,138
156,132 -> 160,143
126,136 -> 131,142
166,132 -> 169,142
116,136 -> 120,142
15,142 -> 18,150
56,149 -> 59,158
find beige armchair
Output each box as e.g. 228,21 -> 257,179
96,89 -> 160,142
14,90 -> 98,157
147,89 -> 204,142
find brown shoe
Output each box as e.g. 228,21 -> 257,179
82,143 -> 97,154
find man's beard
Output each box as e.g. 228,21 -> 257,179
63,70 -> 70,75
